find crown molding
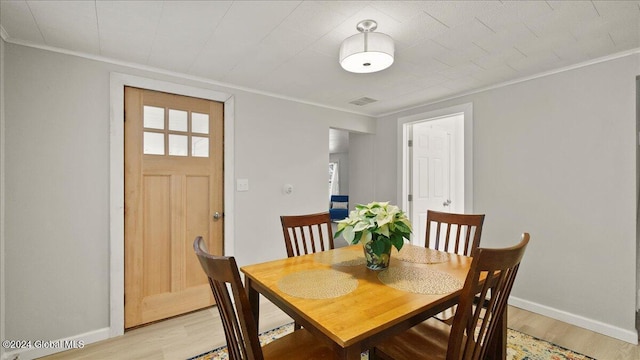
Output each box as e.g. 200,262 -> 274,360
1,36 -> 374,118
3,34 -> 639,120
377,47 -> 640,118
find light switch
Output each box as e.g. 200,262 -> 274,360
237,178 -> 249,192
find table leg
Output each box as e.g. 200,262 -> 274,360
346,348 -> 362,360
245,277 -> 260,334
333,344 -> 362,360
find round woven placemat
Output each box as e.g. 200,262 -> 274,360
378,267 -> 463,295
314,250 -> 366,267
394,245 -> 450,264
277,269 -> 359,299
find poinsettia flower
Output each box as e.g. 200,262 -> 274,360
334,201 -> 412,256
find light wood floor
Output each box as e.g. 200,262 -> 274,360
41,304 -> 639,360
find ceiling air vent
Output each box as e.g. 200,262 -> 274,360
349,97 -> 378,106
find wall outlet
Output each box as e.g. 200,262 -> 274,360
237,179 -> 249,192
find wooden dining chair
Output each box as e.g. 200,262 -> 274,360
425,210 -> 485,256
280,212 -> 335,258
426,210 -> 485,323
193,237 -> 337,360
280,211 -> 335,330
371,233 -> 530,360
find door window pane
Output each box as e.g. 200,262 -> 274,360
192,136 -> 209,157
169,109 -> 188,132
169,134 -> 188,156
144,106 -> 164,129
192,113 -> 209,134
144,132 -> 164,155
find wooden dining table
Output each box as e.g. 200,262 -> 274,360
240,244 -> 506,360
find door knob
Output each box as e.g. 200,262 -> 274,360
213,212 -> 221,220
443,199 -> 452,207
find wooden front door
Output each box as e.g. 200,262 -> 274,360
124,87 -> 224,328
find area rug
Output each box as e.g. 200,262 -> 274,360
188,323 -> 596,360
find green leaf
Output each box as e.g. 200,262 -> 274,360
394,221 -> 411,235
371,238 -> 390,256
390,233 -> 405,252
397,218 -> 413,232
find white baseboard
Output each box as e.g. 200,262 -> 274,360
509,296 -> 638,345
2,327 -> 110,360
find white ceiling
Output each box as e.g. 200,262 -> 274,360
1,1 -> 639,116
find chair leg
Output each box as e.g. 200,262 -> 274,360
369,349 -> 379,360
370,347 -> 391,360
294,321 -> 302,330
486,307 -> 507,360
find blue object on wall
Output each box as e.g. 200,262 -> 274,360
330,195 -> 349,221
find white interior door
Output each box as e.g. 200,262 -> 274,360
410,122 -> 451,246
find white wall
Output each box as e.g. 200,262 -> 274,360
5,45 -> 111,344
231,94 -> 369,264
357,54 -> 639,342
348,132 -> 377,209
1,43 -> 374,357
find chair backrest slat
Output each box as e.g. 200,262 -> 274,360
425,210 -> 485,256
193,237 -> 264,360
447,233 -> 530,360
316,224 -> 326,252
280,212 -> 334,257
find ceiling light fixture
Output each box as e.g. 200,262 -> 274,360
339,20 -> 394,74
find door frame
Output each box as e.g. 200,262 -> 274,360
109,73 -> 235,337
397,103 -> 474,226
